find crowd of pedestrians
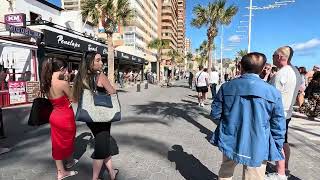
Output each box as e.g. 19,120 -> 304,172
34,44 -> 319,180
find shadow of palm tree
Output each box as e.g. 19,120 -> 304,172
131,101 -> 213,141
168,145 -> 218,180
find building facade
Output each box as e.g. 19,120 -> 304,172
184,38 -> 191,54
177,0 -> 186,55
160,0 -> 178,62
114,0 -> 159,66
62,0 -> 81,11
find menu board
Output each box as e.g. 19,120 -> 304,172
26,81 -> 40,102
8,81 -> 27,104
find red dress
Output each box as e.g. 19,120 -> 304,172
49,95 -> 76,160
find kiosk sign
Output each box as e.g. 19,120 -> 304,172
4,13 -> 26,27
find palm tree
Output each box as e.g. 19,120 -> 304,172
147,38 -> 170,82
237,49 -> 248,58
186,52 -> 193,70
235,49 -> 248,74
191,0 -> 238,72
81,0 -> 133,84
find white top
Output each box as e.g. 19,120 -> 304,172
270,65 -> 302,119
209,71 -> 219,84
195,71 -> 209,87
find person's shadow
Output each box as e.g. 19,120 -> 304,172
168,145 -> 218,180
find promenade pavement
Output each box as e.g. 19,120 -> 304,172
0,80 -> 319,180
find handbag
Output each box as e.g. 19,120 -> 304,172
28,95 -> 53,126
74,75 -> 121,123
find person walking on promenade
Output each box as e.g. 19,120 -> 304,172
195,65 -> 209,107
72,51 -> 118,180
211,52 -> 286,180
188,71 -> 194,89
266,46 -> 302,180
41,58 -> 78,180
209,67 -> 219,99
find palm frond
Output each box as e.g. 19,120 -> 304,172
115,0 -> 134,26
81,0 -> 100,25
191,4 -> 208,28
220,5 -> 238,25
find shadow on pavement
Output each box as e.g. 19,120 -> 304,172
173,84 -> 192,89
266,162 -> 302,180
187,94 -> 198,99
117,89 -> 128,93
132,101 -> 213,142
168,145 -> 218,180
290,126 -> 320,137
114,116 -> 169,126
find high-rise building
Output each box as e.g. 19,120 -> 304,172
61,0 -> 81,11
177,0 -> 186,55
115,0 -> 159,63
160,0 -> 178,62
185,38 -> 191,54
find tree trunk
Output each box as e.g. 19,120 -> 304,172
207,37 -> 213,73
157,49 -> 161,83
107,34 -> 115,85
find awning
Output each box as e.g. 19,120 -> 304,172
30,25 -> 108,56
114,50 -> 145,65
0,38 -> 38,49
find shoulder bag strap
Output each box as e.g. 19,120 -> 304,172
196,72 -> 203,86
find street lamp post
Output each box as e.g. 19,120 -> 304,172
220,25 -> 224,83
248,0 -> 253,53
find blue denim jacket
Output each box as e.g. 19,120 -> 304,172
210,74 -> 286,167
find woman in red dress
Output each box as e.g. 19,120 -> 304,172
41,58 -> 78,179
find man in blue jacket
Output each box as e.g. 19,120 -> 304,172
211,52 -> 286,180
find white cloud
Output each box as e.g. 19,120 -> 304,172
291,38 -> 320,51
228,35 -> 241,43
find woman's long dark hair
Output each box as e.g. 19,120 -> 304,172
72,51 -> 99,102
40,58 -> 67,93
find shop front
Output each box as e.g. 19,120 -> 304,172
114,50 -> 145,82
0,14 -> 42,107
31,24 -> 108,77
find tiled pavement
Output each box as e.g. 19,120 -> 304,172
0,80 -> 319,180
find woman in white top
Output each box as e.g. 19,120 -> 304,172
195,65 -> 209,107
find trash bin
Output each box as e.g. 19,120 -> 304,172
137,84 -> 141,92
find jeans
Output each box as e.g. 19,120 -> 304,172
210,83 -> 217,99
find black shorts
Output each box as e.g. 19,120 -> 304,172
196,86 -> 208,93
285,118 -> 291,143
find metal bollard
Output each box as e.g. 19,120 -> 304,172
137,83 -> 141,92
144,82 -> 148,89
0,108 -> 5,139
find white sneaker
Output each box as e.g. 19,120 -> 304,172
200,103 -> 204,107
265,173 -> 287,180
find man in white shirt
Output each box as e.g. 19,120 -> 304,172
195,65 -> 209,107
266,46 -> 302,180
209,67 -> 219,99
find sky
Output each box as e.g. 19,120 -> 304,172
47,0 -> 319,70
186,0 -> 320,70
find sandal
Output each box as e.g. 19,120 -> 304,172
65,159 -> 79,169
111,169 -> 119,180
58,171 -> 78,180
